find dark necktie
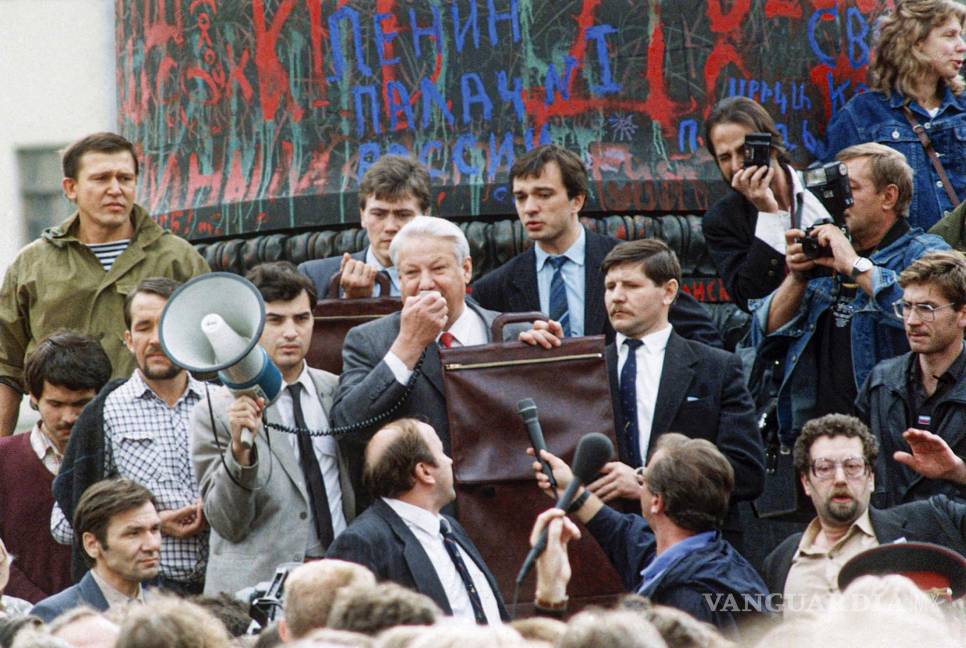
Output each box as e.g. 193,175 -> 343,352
440,518 -> 488,624
547,256 -> 571,336
620,338 -> 645,467
287,383 -> 334,548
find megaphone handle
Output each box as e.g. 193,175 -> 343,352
240,427 -> 255,449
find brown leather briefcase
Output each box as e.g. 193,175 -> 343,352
439,312 -> 624,613
306,272 -> 402,374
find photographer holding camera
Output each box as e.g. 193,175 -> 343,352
749,143 -> 950,445
703,97 -> 833,312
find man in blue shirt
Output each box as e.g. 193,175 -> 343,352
528,432 -> 767,632
471,144 -> 722,348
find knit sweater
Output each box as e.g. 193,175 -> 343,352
0,432 -> 72,602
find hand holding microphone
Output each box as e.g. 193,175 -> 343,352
516,432 -> 614,584
517,398 -> 557,491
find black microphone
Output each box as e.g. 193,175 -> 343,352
515,432 -> 614,585
517,398 -> 557,491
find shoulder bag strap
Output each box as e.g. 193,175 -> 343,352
902,105 -> 961,206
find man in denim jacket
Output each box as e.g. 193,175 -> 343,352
749,143 -> 949,449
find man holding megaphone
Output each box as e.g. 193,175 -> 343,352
190,262 -> 356,596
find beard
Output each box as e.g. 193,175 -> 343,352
141,361 -> 182,381
821,492 -> 860,524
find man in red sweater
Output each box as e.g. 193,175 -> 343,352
0,331 -> 111,602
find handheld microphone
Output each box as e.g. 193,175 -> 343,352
515,432 -> 614,585
517,398 -> 557,491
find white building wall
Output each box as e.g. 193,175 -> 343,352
0,0 -> 116,271
0,0 -> 116,429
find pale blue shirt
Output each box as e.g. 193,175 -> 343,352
364,246 -> 401,296
534,228 -> 586,336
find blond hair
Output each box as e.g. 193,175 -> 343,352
870,0 -> 966,97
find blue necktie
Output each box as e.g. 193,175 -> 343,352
620,338 -> 645,467
440,518 -> 488,624
547,256 -> 571,336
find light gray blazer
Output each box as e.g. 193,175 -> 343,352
190,367 -> 355,595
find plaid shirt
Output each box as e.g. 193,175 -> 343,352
102,372 -> 208,583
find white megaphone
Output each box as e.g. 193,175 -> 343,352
159,272 -> 283,448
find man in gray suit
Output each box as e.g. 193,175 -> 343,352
298,155 -> 431,299
191,262 -> 355,595
331,216 -> 501,460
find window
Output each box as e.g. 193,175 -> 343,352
18,147 -> 71,241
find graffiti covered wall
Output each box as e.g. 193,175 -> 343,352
117,0 -> 891,240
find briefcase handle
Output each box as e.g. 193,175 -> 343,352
327,270 -> 391,297
490,311 -> 548,341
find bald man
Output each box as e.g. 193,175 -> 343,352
326,418 -> 508,624
278,560 -> 376,642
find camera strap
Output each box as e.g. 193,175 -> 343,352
902,106 -> 961,206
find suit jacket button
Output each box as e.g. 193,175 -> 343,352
299,512 -> 308,520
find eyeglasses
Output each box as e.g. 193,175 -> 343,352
892,300 -> 957,321
810,456 -> 868,481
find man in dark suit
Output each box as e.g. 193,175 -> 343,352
326,418 -> 508,624
32,478 -> 161,622
762,414 -> 966,610
472,144 -> 722,348
522,239 -> 763,545
298,155 -> 430,299
331,216 -> 504,456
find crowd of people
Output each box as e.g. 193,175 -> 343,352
3,1 -> 966,646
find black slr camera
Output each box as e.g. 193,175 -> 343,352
743,132 -> 772,168
799,161 -> 854,259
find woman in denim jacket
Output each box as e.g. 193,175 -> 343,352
824,0 -> 966,231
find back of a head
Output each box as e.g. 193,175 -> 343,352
190,593 -> 254,637
283,560 -> 377,640
0,617 -> 43,648
115,595 -> 231,648
10,635 -> 71,648
557,609 -> 667,648
373,625 -> 432,648
289,628 -> 373,647
48,607 -> 119,648
508,616 -> 567,645
637,603 -> 733,648
406,622 -> 528,648
326,583 -> 440,637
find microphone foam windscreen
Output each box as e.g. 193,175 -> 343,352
571,433 -> 614,483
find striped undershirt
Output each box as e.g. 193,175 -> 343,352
86,239 -> 130,271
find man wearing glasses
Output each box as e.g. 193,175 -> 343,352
748,142 -> 949,443
855,250 -> 966,508
762,413 -> 966,614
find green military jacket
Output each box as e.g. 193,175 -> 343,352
0,204 -> 210,390
929,200 -> 966,252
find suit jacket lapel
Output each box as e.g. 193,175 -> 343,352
509,248 -> 541,312
374,501 -> 452,614
605,343 -> 632,463
584,229 -> 607,335
449,518 -> 509,619
79,572 -> 110,611
651,333 -> 696,446
263,402 -> 308,497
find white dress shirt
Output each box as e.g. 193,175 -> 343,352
384,304 -> 488,384
534,227 -> 587,336
616,324 -> 674,463
382,497 -> 501,624
754,164 -> 831,254
277,364 -> 347,553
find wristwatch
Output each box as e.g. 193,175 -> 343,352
851,257 -> 873,279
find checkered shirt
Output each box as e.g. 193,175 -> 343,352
102,371 -> 208,584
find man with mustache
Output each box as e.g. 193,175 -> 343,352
32,479 -> 162,622
52,278 -> 208,595
762,413 -> 966,615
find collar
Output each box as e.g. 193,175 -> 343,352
29,423 -> 63,463
127,370 -> 203,405
858,218 -> 910,257
616,323 -> 673,353
42,204 -> 159,249
639,530 -> 717,586
382,497 -> 444,538
90,569 -> 144,606
798,508 -> 876,556
365,246 -> 400,291
910,343 -> 966,386
534,226 -> 586,271
889,86 -> 962,116
438,302 -> 481,346
288,362 -> 317,395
